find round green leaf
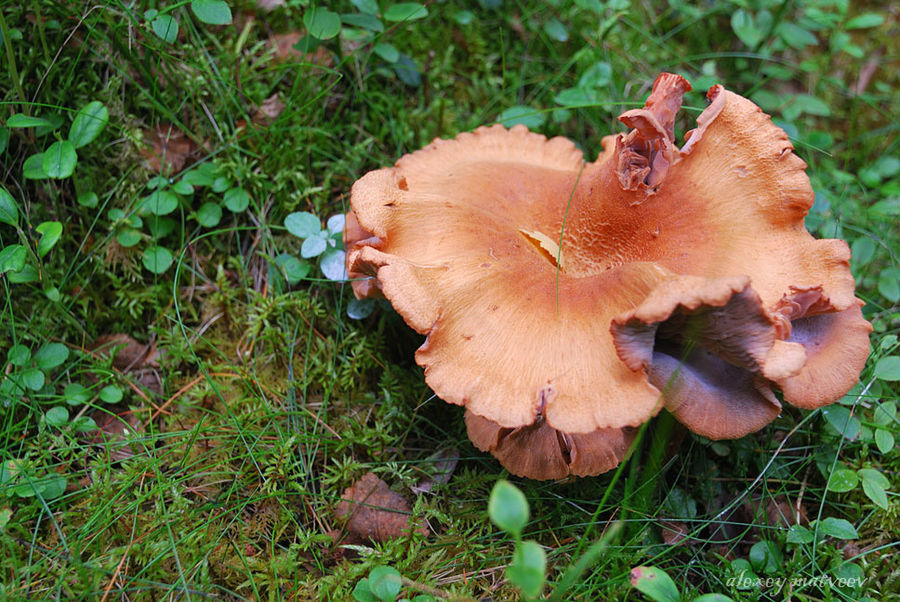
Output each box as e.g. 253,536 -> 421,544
368,566 -> 402,601
384,3 -> 428,22
23,153 -> 48,179
543,17 -> 569,42
0,244 -> 27,274
874,356 -> 900,381
8,344 -> 31,366
8,263 -> 38,283
695,595 -> 734,602
152,14 -> 179,43
171,179 -> 194,195
285,212 -> 321,238
196,202 -> 222,227
142,190 -> 179,216
99,385 -> 123,403
347,297 -> 376,320
818,517 -> 858,540
827,467 -> 858,492
0,186 -> 19,226
223,187 -> 250,212
499,106 -> 545,129
320,248 -> 347,281
42,140 -> 77,179
507,540 -> 546,597
142,245 -> 174,274
145,216 -> 175,239
274,253 -> 310,285
22,368 -> 45,391
729,559 -> 758,590
64,383 -> 90,406
373,42 -> 399,63
326,213 -> 345,236
71,415 -> 98,433
822,405 -> 860,439
878,268 -> 900,303
304,7 -> 341,40
38,474 -> 67,500
191,0 -> 232,25
44,286 -> 60,302
874,429 -> 894,454
34,342 -> 68,370
35,221 -> 63,258
68,101 -> 109,148
45,406 -> 69,427
454,10 -> 474,25
629,566 -> 680,602
117,228 -> 142,247
351,0 -> 379,14
351,578 -> 376,602
78,191 -> 99,208
748,540 -> 781,574
488,480 -> 529,536
301,234 -> 328,258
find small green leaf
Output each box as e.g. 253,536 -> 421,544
304,7 -> 341,39
749,540 -> 781,574
786,524 -> 814,544
78,191 -> 99,208
0,127 -> 8,154
22,367 -> 46,391
368,566 -> 402,601
196,202 -> 222,227
874,356 -> 900,381
351,578 -> 376,602
68,101 -> 109,148
191,0 -> 232,25
42,140 -> 78,179
879,268 -> 900,303
326,214 -> 345,236
0,507 -> 11,530
0,186 -> 19,226
142,246 -> 174,274
116,228 -> 142,247
274,254 -> 310,285
45,406 -> 69,427
818,517 -> 858,540
8,264 -> 38,283
507,540 -> 546,597
347,297 -> 376,320
301,234 -> 328,258
142,190 -> 179,216
729,559 -> 758,591
35,221 -> 63,258
71,416 -> 98,433
0,244 -> 27,274
171,179 -> 194,195
285,212 -> 321,238
152,14 -> 179,43
38,474 -> 67,500
827,467 -> 859,492
694,596 -> 734,602
874,429 -> 894,454
320,249 -> 347,281
384,3 -> 428,22
845,12 -> 884,29
99,385 -> 123,403
351,0 -> 379,13
8,344 -> 31,366
34,342 -> 68,370
499,106 -> 545,129
63,383 -> 90,405
543,17 -> 569,42
223,187 -> 250,212
850,236 -> 876,267
488,480 -> 529,536
373,42 -> 399,63
629,566 -> 680,602
454,10 -> 474,25
858,468 -> 890,509
6,114 -> 55,128
731,9 -> 763,47
341,13 -> 384,32
822,405 -> 860,439
23,153 -> 48,179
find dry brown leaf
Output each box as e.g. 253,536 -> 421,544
659,520 -> 689,546
411,447 -> 459,495
89,334 -> 163,395
141,124 -> 197,174
83,406 -> 142,461
269,32 -> 333,66
252,94 -> 286,125
335,472 -> 428,542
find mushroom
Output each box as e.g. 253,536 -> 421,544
345,73 -> 871,480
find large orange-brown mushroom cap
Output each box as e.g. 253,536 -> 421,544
346,73 -> 871,479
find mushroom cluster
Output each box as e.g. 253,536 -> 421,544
344,73 -> 872,480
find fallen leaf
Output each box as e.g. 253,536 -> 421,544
141,124 -> 197,174
411,447 -> 458,495
83,405 -> 142,461
89,334 -> 158,371
269,32 -> 333,66
335,472 -> 428,542
659,520 -> 688,546
252,94 -> 286,125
